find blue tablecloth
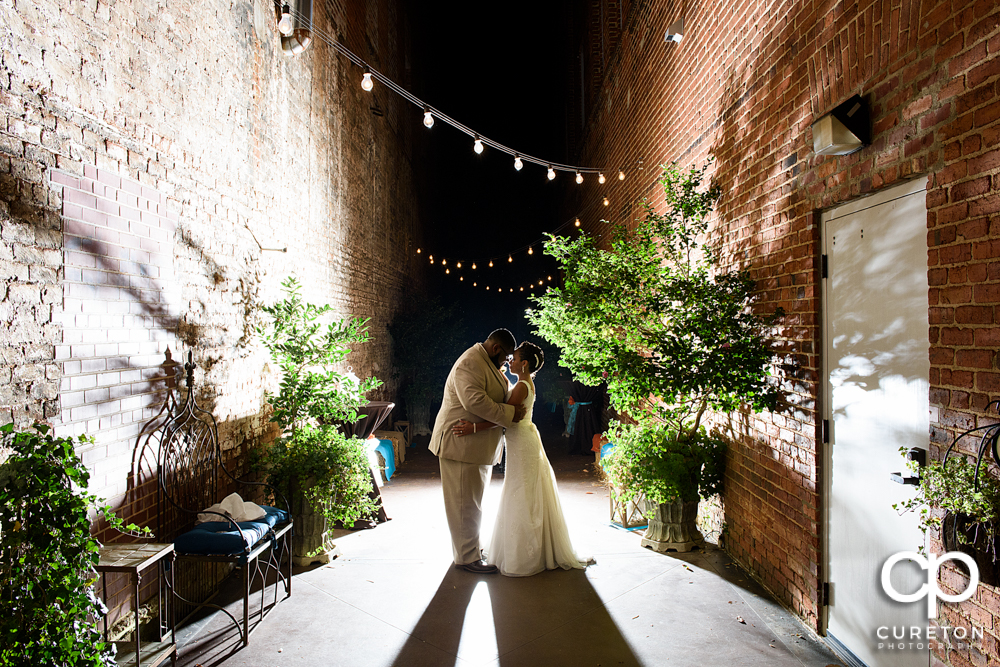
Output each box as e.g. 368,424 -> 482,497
376,438 -> 395,480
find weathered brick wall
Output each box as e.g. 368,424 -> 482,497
574,0 -> 1000,661
0,0 -> 423,517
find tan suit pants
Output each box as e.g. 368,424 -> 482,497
439,457 -> 493,564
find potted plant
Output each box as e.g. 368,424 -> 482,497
894,424 -> 1000,585
529,162 -> 783,552
255,277 -> 382,564
0,423 -> 147,665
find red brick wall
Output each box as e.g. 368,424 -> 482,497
573,0 -> 1000,661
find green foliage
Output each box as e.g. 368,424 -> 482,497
255,277 -> 382,433
529,162 -> 783,433
894,448 -> 1000,556
602,421 -> 725,504
255,277 -> 382,527
265,425 -> 377,528
388,294 -> 467,416
0,423 -> 147,667
528,162 -> 783,505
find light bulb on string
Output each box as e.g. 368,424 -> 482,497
603,197 -> 610,206
278,4 -> 294,35
547,166 -> 556,181
489,260 -> 494,267
538,280 -> 543,285
508,255 -> 513,263
472,263 -> 477,270
474,135 -> 484,154
416,248 -> 421,254
473,282 -> 477,287
618,169 -> 625,181
575,172 -> 583,184
442,258 -> 447,266
445,268 -> 450,274
528,247 -> 533,255
423,105 -> 434,128
514,155 -> 523,171
599,173 -> 606,184
510,288 -> 514,293
486,286 -> 490,290
520,287 -> 524,292
460,276 -> 463,281
457,261 -> 462,268
361,67 -> 374,92
547,275 -> 552,280
574,218 -> 580,227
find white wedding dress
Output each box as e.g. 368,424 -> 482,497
486,378 -> 589,576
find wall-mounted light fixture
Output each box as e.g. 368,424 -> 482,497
665,17 -> 684,43
279,0 -> 312,56
812,94 -> 870,156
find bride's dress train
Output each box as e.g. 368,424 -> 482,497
487,379 -> 590,576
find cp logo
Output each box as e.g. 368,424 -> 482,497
881,551 -> 979,618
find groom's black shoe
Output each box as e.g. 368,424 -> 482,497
456,560 -> 499,574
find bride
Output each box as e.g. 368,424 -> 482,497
453,341 -> 591,576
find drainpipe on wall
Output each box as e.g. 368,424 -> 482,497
279,0 -> 312,56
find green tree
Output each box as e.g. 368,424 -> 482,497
528,162 -> 783,503
255,277 -> 381,527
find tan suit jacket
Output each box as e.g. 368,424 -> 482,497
429,343 -> 515,465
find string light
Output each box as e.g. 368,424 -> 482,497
472,262 -> 477,269
618,169 -> 625,180
416,248 -> 421,254
520,287 -> 524,291
547,166 -> 556,180
473,282 -> 477,287
598,173 -> 606,184
442,258 -> 447,266
528,246 -> 533,255
548,276 -> 552,280
460,276 -> 463,281
474,135 -> 484,154
514,155 -> 523,171
574,218 -> 581,227
423,105 -> 434,128
603,197 -> 610,206
456,261 -> 462,268
278,4 -> 293,35
445,268 -> 450,274
361,67 -> 373,91
575,171 -> 583,184
486,286 -> 490,290
489,260 -> 494,267
508,255 -> 513,263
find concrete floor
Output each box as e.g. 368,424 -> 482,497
175,432 -> 844,667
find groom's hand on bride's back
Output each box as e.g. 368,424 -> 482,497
512,403 -> 527,422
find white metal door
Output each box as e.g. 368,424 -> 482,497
823,178 -> 930,667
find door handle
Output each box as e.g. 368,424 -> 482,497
890,447 -> 926,485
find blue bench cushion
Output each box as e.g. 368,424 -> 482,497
175,505 -> 289,557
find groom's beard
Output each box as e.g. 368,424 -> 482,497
489,353 -> 503,369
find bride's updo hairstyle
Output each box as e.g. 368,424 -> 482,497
516,341 -> 545,375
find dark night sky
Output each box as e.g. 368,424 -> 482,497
407,1 -> 572,342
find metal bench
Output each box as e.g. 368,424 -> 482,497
131,352 -> 292,647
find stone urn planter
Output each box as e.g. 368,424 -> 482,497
290,478 -> 340,566
640,498 -> 703,553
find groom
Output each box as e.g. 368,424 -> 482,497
430,329 -> 526,574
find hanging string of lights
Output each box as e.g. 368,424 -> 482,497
280,6 -> 631,181
279,6 -> 636,296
